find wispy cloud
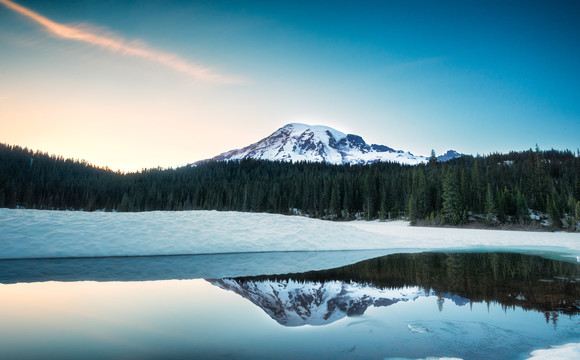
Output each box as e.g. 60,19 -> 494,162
0,0 -> 244,84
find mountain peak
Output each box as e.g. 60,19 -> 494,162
281,123 -> 347,141
196,123 -> 463,165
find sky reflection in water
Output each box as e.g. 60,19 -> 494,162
0,251 -> 579,360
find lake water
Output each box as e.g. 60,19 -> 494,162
1,251 -> 579,359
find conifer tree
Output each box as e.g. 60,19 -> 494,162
471,158 -> 484,213
429,149 -> 437,165
379,194 -> 387,221
575,201 -> 580,231
442,169 -> 461,224
329,185 -> 339,218
408,194 -> 416,224
485,183 -> 496,224
515,188 -> 528,223
118,193 -> 130,212
547,193 -> 562,229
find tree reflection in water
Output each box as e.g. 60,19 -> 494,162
233,252 -> 580,316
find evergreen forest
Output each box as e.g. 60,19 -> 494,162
1,143 -> 579,230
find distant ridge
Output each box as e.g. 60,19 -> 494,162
195,123 -> 463,166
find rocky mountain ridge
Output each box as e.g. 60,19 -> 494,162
195,123 -> 463,165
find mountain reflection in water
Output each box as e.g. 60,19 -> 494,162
209,252 -> 580,326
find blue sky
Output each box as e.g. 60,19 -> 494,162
1,0 -> 579,171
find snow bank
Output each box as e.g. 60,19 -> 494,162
1,208 -> 579,260
0,209 -> 401,259
351,221 -> 580,258
527,343 -> 580,360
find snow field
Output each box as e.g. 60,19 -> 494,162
526,343 -> 580,360
1,208 -> 579,259
351,220 -> 580,258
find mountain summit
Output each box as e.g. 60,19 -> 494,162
197,123 -> 462,165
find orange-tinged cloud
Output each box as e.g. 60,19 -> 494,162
0,0 -> 243,84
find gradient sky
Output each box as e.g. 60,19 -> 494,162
1,0 -> 579,172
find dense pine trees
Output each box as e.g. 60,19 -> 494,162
0,143 -> 579,230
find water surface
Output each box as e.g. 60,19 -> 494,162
1,251 -> 578,359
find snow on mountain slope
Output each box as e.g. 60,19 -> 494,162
209,279 -> 426,326
196,123 -> 463,165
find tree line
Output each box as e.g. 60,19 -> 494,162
1,143 -> 579,230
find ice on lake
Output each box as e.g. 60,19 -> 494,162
1,208 -> 580,259
1,208 -> 580,359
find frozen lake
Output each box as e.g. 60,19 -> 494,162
2,208 -> 580,259
1,209 -> 580,358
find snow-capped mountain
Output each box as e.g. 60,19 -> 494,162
196,123 -> 463,166
208,278 -> 428,326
